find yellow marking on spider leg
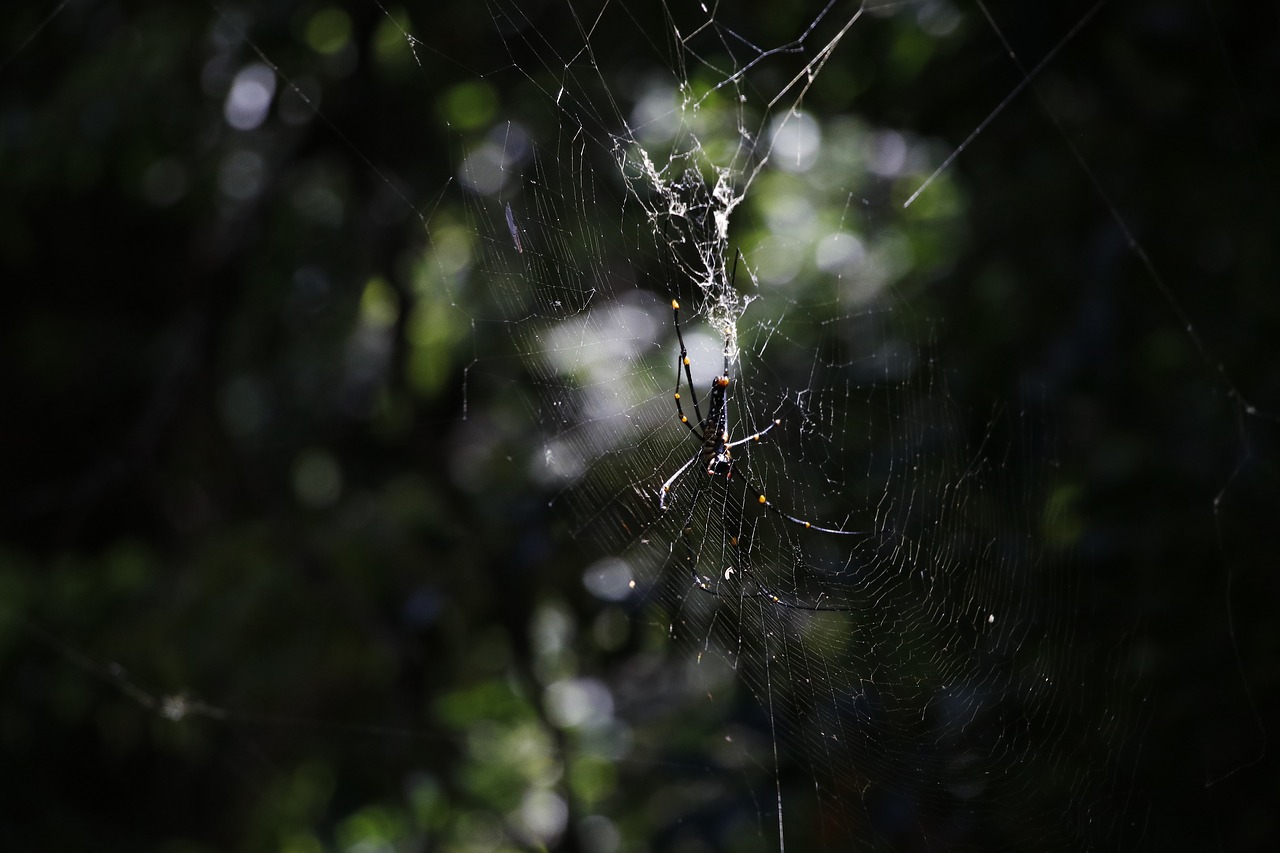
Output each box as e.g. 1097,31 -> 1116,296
680,415 -> 689,423
758,494 -> 767,504
683,356 -> 690,365
674,392 -> 681,400
672,299 -> 680,310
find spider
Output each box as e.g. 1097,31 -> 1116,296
657,295 -> 861,603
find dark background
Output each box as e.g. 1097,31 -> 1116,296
2,0 -> 1276,850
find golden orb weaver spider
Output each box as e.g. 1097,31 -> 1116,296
659,297 -> 856,534
657,290 -> 863,604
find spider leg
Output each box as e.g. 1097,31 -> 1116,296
741,473 -> 865,535
670,300 -> 707,436
723,418 -> 782,449
658,452 -> 699,510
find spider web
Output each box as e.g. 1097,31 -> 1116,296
456,1 -> 1135,848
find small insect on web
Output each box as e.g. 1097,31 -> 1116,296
657,255 -> 866,608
